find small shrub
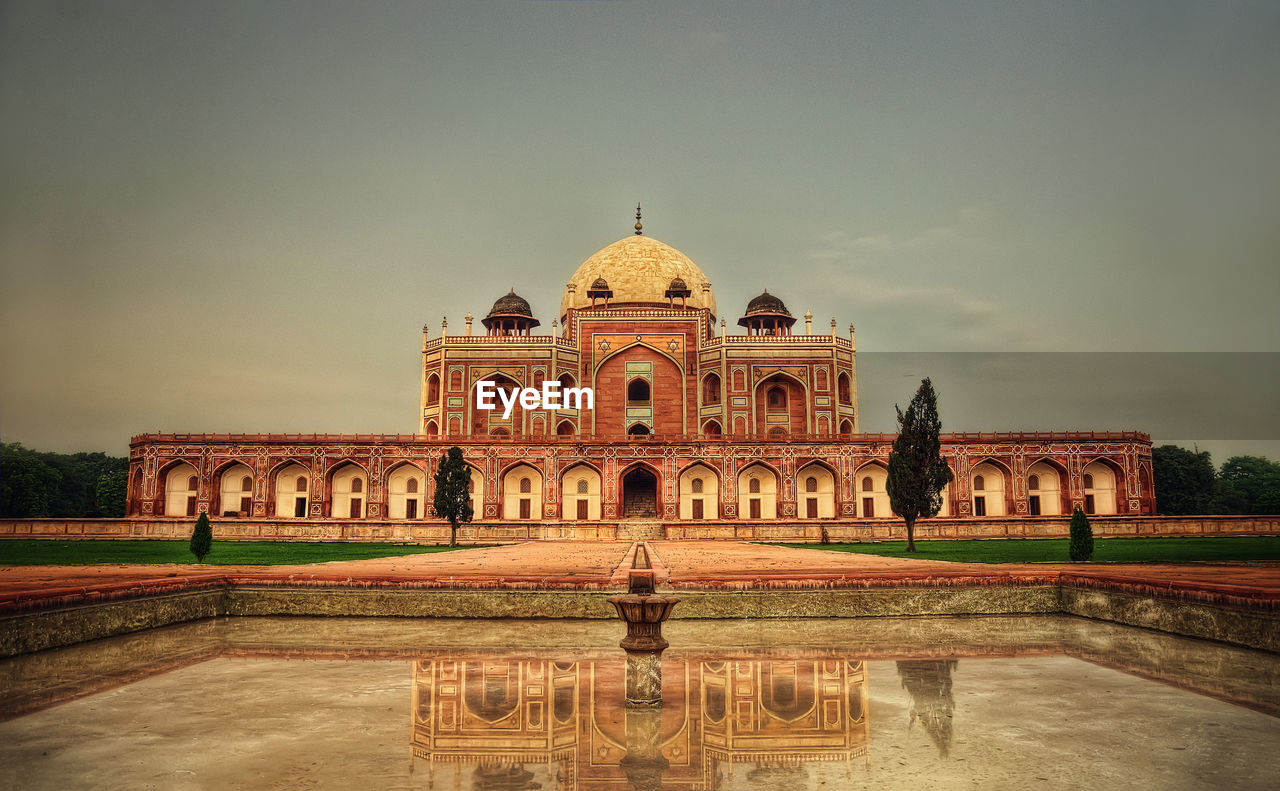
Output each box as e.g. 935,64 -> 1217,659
190,513 -> 213,562
1069,507 -> 1093,561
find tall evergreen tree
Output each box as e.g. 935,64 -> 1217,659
887,378 -> 954,552
432,446 -> 474,547
1069,507 -> 1093,561
189,513 -> 213,562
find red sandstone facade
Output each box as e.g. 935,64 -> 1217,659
127,223 -> 1155,530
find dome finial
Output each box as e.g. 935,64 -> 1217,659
634,203 -> 643,235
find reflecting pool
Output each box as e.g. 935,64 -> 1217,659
1,616 -> 1278,789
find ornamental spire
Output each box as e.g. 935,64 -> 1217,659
634,203 -> 643,235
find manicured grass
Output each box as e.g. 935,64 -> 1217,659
0,540 -> 471,566
774,536 -> 1280,564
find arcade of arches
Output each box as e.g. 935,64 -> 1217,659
144,446 -> 1149,521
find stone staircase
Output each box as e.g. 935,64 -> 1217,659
620,520 -> 665,541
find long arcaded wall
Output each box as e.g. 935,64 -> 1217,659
1,515 -> 1277,544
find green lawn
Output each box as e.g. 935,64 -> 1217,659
0,540 -> 472,566
774,536 -> 1280,564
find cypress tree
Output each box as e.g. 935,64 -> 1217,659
189,512 -> 213,562
432,446 -> 475,547
887,378 -> 954,552
1069,506 -> 1093,561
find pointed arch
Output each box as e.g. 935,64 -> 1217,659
213,460 -> 255,517
270,459 -> 312,518
426,373 -> 440,404
1025,457 -> 1068,516
1082,458 -> 1122,515
796,461 -> 836,519
162,461 -> 200,518
854,460 -> 890,518
619,460 -> 662,519
753,370 -> 808,435
737,462 -> 779,520
969,458 -> 1012,517
328,461 -> 369,518
556,419 -> 576,436
702,419 -> 722,436
386,462 -> 427,519
592,341 -> 687,435
464,462 -> 485,520
562,462 -> 602,521
502,463 -> 543,520
837,372 -> 852,404
679,462 -> 720,520
469,372 -> 525,437
701,372 -> 722,405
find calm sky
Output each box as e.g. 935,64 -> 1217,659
2,1 -> 1277,461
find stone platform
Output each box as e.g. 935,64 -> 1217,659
2,541 -> 1278,656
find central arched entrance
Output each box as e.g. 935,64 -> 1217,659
621,467 -> 658,519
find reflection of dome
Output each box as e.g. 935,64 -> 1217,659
744,290 -> 791,317
562,235 -> 716,319
487,289 -> 534,319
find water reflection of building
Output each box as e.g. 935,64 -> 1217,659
410,653 -> 869,790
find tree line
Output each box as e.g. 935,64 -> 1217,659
0,443 -> 128,518
1152,446 -> 1280,516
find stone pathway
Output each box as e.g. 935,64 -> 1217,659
2,540 -> 1279,601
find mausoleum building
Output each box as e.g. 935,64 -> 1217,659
127,212 -> 1154,538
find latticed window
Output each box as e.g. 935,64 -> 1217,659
351,478 -> 363,493
806,476 -> 818,493
861,476 -> 873,492
973,475 -> 985,491
1028,475 -> 1040,490
691,478 -> 704,494
407,478 -> 419,494
520,477 -> 531,494
767,387 -> 785,408
1083,473 -> 1094,488
187,475 -> 198,490
297,476 -> 308,491
749,477 -> 760,494
576,479 -> 588,495
241,476 -> 252,491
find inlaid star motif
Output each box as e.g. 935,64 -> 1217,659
598,340 -> 610,351
667,340 -> 679,351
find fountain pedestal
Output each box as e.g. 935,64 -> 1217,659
608,568 -> 679,707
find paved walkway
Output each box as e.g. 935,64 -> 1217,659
3,541 -> 1280,603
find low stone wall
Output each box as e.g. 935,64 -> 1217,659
0,518 -> 621,543
0,515 -> 1276,543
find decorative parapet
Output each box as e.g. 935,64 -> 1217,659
130,430 -> 1152,447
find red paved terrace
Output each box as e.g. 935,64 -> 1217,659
3,541 -> 1278,615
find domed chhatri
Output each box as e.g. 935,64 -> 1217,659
586,275 -> 614,308
482,289 -> 540,335
744,289 -> 791,317
738,289 -> 797,336
561,235 -> 716,320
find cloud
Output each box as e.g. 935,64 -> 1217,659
801,206 -> 1021,349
